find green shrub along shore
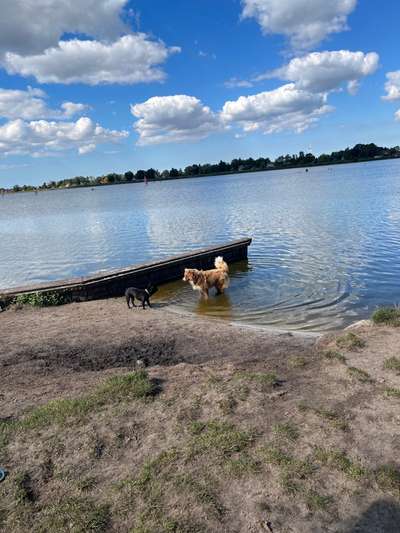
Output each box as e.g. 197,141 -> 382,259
3,142 -> 400,193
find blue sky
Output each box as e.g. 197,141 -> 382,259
0,0 -> 399,187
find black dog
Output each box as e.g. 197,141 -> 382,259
125,284 -> 158,309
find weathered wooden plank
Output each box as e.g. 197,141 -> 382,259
1,238 -> 252,303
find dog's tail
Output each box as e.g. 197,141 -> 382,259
214,256 -> 229,273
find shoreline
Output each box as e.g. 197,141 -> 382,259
3,153 -> 399,195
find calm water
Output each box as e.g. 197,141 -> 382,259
2,159 -> 400,331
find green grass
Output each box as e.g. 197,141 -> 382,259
0,371 -> 154,451
38,497 -> 110,532
272,422 -> 299,442
314,448 -> 367,480
383,357 -> 400,374
261,445 -> 314,495
174,474 -> 225,517
336,332 -> 366,350
305,491 -> 333,512
14,291 -> 67,307
323,350 -> 347,364
95,371 -> 155,402
372,307 -> 400,326
189,420 -> 254,457
224,454 -> 261,477
375,465 -> 400,496
384,387 -> 400,399
347,366 -> 374,383
14,472 -> 36,504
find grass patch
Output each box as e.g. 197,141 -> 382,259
384,387 -> 400,399
314,448 -> 367,480
121,449 -> 179,495
383,357 -> 400,374
14,472 -> 36,504
119,451 -> 214,530
305,491 -> 333,512
174,474 -> 225,517
95,371 -> 155,402
261,445 -> 314,494
288,356 -> 307,368
14,291 -> 67,307
336,332 -> 365,350
272,422 -> 299,442
224,454 -> 261,477
347,366 -> 374,383
0,371 -> 155,451
299,403 -> 349,431
39,497 -> 110,532
323,350 -> 347,364
375,465 -> 400,496
372,307 -> 400,326
189,420 -> 254,457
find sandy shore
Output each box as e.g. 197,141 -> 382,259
1,298 -> 317,416
1,298 -> 400,532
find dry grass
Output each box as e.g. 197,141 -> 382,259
323,349 -> 347,364
336,332 -> 366,350
347,366 -> 375,383
1,338 -> 400,532
383,357 -> 400,374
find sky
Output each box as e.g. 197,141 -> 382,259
0,0 -> 399,187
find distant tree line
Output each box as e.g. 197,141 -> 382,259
3,143 -> 400,193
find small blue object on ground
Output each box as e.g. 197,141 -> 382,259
0,468 -> 6,482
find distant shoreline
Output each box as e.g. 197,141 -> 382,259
3,143 -> 400,194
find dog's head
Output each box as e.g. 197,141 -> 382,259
147,284 -> 158,296
183,268 -> 204,286
183,268 -> 196,283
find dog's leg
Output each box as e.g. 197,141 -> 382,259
126,294 -> 133,309
147,298 -> 152,308
201,289 -> 209,299
142,299 -> 146,309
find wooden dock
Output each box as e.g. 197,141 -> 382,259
1,238 -> 252,304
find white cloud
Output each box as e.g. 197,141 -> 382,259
269,50 -> 379,93
395,110 -> 400,121
131,95 -> 223,145
241,0 -> 357,49
0,87 -> 89,120
61,102 -> 90,117
0,0 -> 128,56
0,117 -> 128,157
224,77 -> 254,89
383,71 -> 400,101
4,35 -> 180,85
221,83 -> 332,134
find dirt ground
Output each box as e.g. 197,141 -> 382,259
0,299 -> 317,417
0,300 -> 400,532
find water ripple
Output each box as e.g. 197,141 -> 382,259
2,159 -> 400,331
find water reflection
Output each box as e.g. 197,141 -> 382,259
2,160 -> 400,331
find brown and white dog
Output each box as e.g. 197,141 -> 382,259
183,256 -> 229,299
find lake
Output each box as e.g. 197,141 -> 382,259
2,159 -> 400,331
